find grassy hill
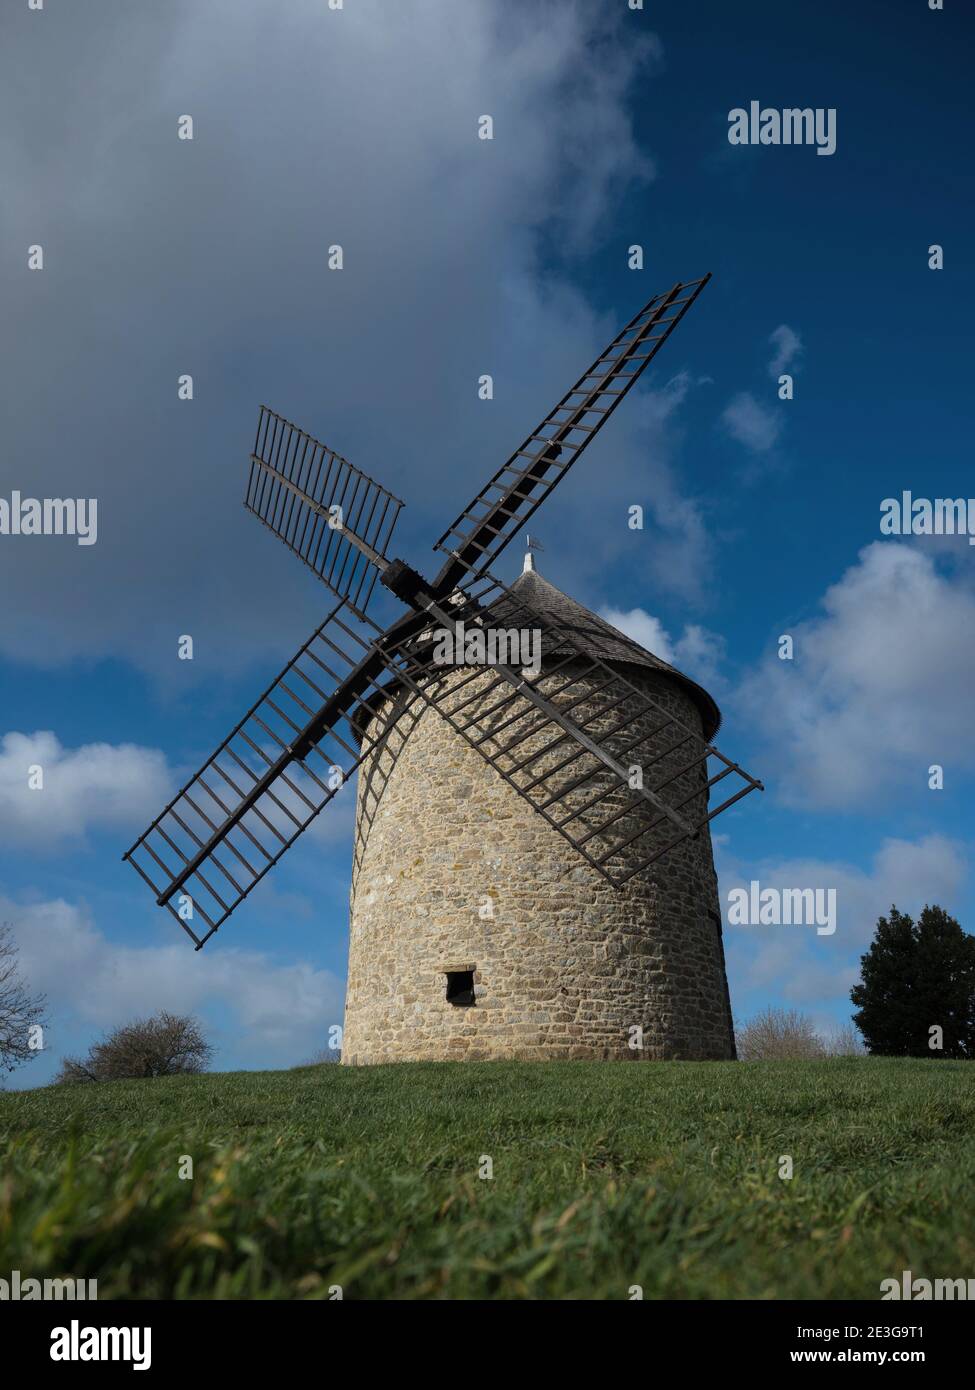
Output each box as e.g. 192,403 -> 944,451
1,1057 -> 972,1299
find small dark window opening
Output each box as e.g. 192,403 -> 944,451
446,970 -> 476,1007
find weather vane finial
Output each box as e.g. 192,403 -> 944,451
524,533 -> 544,572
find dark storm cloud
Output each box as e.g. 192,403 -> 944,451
1,0 -> 707,682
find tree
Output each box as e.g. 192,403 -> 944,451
0,922 -> 46,1080
851,904 -> 975,1058
735,1007 -> 826,1060
54,1011 -> 211,1084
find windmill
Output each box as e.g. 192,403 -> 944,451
124,275 -> 763,1061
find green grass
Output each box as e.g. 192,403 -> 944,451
1,1058 -> 972,1299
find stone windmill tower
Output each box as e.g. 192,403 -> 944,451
124,274 -> 761,1064
343,550 -> 736,1064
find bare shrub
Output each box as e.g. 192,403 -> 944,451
735,1007 -> 827,1061
823,1022 -> 867,1056
0,922 -> 46,1080
296,1047 -> 341,1067
54,1012 -> 211,1084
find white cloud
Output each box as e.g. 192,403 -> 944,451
734,542 -> 975,808
2,892 -> 344,1069
721,391 -> 782,453
0,732 -> 173,848
601,607 -> 674,662
767,324 -> 802,378
533,368 -> 718,608
639,370 -> 694,424
671,623 -> 727,690
599,606 -> 726,689
720,832 -> 968,1008
622,375 -> 718,602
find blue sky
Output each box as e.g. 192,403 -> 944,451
2,0 -> 973,1084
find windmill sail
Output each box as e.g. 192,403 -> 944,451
370,569 -> 762,886
123,600 -> 408,949
124,271 -> 763,951
432,276 -> 710,588
246,406 -> 404,620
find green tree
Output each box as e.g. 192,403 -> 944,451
851,904 -> 975,1058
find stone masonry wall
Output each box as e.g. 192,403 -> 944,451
342,663 -> 735,1064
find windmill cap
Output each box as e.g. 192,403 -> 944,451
357,564 -> 721,743
505,566 -> 722,741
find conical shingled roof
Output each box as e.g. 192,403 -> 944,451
506,562 -> 721,741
